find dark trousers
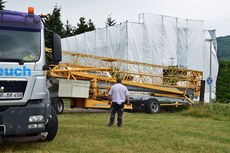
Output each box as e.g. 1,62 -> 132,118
109,102 -> 125,126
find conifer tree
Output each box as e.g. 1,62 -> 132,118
43,5 -> 65,37
87,19 -> 96,32
64,20 -> 74,37
106,15 -> 116,27
42,5 -> 65,49
74,17 -> 88,35
0,0 -> 6,10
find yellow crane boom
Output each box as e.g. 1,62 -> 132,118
46,48 -> 203,112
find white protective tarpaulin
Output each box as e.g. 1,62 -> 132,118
61,13 -> 219,102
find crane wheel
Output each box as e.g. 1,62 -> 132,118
147,99 -> 160,114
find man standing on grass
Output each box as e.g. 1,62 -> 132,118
108,78 -> 130,127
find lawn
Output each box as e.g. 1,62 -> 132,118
1,105 -> 230,153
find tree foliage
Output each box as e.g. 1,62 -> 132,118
74,17 -> 95,35
42,5 -> 65,37
64,20 -> 75,37
217,36 -> 230,60
42,5 -> 96,40
216,60 -> 230,102
87,19 -> 96,31
0,0 -> 6,10
214,36 -> 230,102
42,5 -> 66,50
74,17 -> 88,35
105,15 -> 116,27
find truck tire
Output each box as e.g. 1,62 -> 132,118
147,99 -> 160,114
51,97 -> 64,114
45,106 -> 58,141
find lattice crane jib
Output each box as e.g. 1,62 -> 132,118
46,49 -> 203,104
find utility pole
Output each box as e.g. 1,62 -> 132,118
206,38 -> 214,110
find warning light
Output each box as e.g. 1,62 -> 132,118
28,7 -> 34,14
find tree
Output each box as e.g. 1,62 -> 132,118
217,36 -> 230,60
74,17 -> 96,35
105,15 -> 116,27
64,20 -> 75,37
74,17 -> 88,35
216,60 -> 230,102
0,0 -> 6,10
43,5 -> 65,38
87,19 -> 95,32
42,5 -> 65,50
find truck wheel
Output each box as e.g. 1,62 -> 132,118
147,99 -> 160,114
51,98 -> 64,114
45,106 -> 58,141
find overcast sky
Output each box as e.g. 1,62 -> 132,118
5,0 -> 230,36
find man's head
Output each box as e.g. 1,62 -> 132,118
117,78 -> 122,83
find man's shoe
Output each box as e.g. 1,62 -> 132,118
118,125 -> 122,128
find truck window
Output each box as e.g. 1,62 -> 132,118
0,29 -> 41,62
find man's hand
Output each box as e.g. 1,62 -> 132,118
108,95 -> 112,105
126,96 -> 130,105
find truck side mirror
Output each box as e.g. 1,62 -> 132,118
52,33 -> 62,63
44,29 -> 62,64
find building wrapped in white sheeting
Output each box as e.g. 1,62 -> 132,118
61,13 -> 219,102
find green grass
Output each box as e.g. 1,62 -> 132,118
1,104 -> 230,153
181,103 -> 230,119
62,98 -> 70,107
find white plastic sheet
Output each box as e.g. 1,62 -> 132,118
142,14 -> 162,65
127,22 -> 143,62
187,20 -> 204,71
177,18 -> 188,68
61,13 -> 219,102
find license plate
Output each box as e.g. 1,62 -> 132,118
0,92 -> 23,99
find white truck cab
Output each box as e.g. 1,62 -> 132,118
0,8 -> 62,142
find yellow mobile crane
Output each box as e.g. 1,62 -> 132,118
46,49 -> 203,114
